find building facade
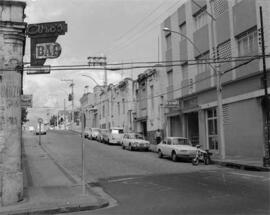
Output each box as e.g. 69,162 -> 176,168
161,0 -> 270,161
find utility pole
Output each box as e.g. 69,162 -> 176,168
209,1 -> 225,160
64,99 -> 66,130
259,6 -> 270,166
62,79 -> 74,129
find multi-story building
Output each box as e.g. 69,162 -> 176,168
134,71 -> 148,138
145,68 -> 165,145
110,78 -> 135,131
80,92 -> 95,128
161,0 -> 270,162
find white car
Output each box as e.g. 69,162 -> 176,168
122,133 -> 150,151
103,127 -> 124,145
157,137 -> 197,162
88,128 -> 100,140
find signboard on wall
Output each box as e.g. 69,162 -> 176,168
21,94 -> 33,108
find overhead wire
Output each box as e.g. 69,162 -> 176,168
29,55 -> 262,109
107,0 -> 185,55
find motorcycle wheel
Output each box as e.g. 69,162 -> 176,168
192,158 -> 199,166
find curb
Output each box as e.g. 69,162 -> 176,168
212,160 -> 270,172
2,200 -> 109,215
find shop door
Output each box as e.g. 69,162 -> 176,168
170,115 -> 182,137
186,112 -> 199,146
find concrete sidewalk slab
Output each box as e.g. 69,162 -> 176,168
0,132 -> 109,215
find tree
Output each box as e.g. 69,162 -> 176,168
21,107 -> 29,124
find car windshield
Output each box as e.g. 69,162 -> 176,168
111,129 -> 124,134
129,133 -> 144,139
92,129 -> 99,132
172,138 -> 190,145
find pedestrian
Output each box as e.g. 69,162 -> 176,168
155,129 -> 162,145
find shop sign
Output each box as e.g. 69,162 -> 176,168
26,21 -> 67,37
26,21 -> 67,67
21,94 -> 33,108
36,42 -> 62,59
165,100 -> 180,108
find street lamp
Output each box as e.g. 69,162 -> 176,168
81,74 -> 100,86
163,27 -> 226,160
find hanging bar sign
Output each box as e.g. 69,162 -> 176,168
36,42 -> 62,59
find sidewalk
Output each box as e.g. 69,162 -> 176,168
212,158 -> 270,172
0,132 -> 109,215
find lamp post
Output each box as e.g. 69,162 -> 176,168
81,74 -> 100,86
163,26 -> 226,160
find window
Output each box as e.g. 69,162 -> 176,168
237,29 -> 258,56
117,102 -> 120,115
196,52 -> 210,74
122,99 -> 125,114
102,105 -> 105,117
179,22 -> 186,40
167,69 -> 173,86
150,86 -> 154,111
207,108 -> 218,150
194,7 -> 208,30
165,33 -> 172,50
159,96 -> 163,117
182,62 -> 188,80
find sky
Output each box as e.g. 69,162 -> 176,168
22,0 -> 186,124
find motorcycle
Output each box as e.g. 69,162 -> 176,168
192,145 -> 212,166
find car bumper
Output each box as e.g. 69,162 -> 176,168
132,145 -> 149,150
176,153 -> 196,159
109,140 -> 121,145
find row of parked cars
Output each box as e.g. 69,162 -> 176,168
84,127 -> 205,163
84,127 -> 150,151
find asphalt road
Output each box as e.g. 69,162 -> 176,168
37,130 -> 270,215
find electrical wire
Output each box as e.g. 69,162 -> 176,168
30,55 -> 261,110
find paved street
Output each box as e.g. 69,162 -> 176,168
32,130 -> 270,215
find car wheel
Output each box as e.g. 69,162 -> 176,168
171,151 -> 178,162
158,150 -> 163,158
128,144 -> 133,151
122,144 -> 125,150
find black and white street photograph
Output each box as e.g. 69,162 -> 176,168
0,0 -> 270,214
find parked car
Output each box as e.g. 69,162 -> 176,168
88,128 -> 100,140
122,132 -> 150,151
156,137 -> 197,162
35,123 -> 47,135
103,127 -> 124,145
97,129 -> 109,143
84,127 -> 91,138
